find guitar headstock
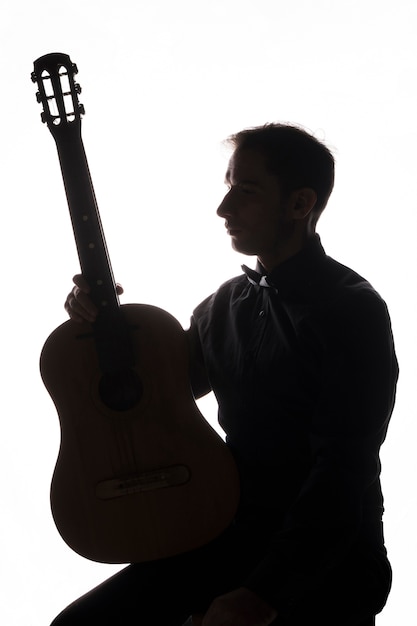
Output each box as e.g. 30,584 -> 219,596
31,52 -> 85,136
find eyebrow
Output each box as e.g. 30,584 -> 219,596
224,171 -> 261,187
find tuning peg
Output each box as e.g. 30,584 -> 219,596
75,83 -> 82,94
40,112 -> 47,124
79,103 -> 85,115
72,63 -> 79,74
31,71 -> 38,83
36,92 -> 42,103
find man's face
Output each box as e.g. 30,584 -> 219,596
217,148 -> 295,269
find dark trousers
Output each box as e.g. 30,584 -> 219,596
50,525 -> 392,625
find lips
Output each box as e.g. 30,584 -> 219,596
225,222 -> 242,235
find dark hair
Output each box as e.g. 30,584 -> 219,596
226,123 -> 335,218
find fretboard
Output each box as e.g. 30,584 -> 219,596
54,130 -> 120,316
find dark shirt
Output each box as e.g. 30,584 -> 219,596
187,235 -> 398,606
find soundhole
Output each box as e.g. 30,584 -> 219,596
98,368 -> 143,411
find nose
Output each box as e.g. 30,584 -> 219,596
216,189 -> 233,218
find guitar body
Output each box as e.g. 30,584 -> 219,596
32,53 -> 239,564
41,304 -> 239,563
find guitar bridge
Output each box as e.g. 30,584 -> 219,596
95,465 -> 191,499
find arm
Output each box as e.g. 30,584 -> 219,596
198,588 -> 278,626
244,292 -> 398,608
186,316 -> 213,399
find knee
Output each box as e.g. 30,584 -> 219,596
49,614 -> 66,626
49,607 -> 77,626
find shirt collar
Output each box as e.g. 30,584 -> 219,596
241,264 -> 273,288
242,235 -> 326,295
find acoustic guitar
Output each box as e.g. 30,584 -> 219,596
31,52 -> 239,564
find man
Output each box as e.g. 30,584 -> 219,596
54,123 -> 398,625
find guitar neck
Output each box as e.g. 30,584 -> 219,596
54,131 -> 120,316
31,52 -> 119,317
33,52 -> 138,379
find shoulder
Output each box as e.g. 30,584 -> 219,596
192,272 -> 249,320
311,255 -> 394,351
321,255 -> 388,312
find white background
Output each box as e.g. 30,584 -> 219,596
1,1 -> 415,623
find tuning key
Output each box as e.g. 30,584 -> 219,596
75,83 -> 82,94
79,103 -> 85,115
31,71 -> 37,83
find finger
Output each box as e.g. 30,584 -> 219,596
65,289 -> 98,323
64,300 -> 88,324
74,289 -> 99,319
73,274 -> 124,296
64,295 -> 86,323
72,273 -> 91,293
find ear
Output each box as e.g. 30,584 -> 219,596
289,188 -> 317,220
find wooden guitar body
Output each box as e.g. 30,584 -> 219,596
32,53 -> 239,563
41,304 -> 239,563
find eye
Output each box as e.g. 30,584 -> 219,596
238,185 -> 257,195
224,182 -> 258,195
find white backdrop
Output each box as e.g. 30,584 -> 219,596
1,1 -> 415,623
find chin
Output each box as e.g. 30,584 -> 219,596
231,242 -> 257,257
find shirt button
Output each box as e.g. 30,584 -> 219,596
258,310 -> 265,317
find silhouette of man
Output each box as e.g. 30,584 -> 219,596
53,123 -> 398,625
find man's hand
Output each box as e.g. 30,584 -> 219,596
64,274 -> 123,323
196,587 -> 278,626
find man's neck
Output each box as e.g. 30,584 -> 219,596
258,231 -> 316,273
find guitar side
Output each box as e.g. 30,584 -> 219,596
41,303 -> 240,564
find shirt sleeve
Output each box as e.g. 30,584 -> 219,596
186,316 -> 213,399
243,290 -> 399,609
